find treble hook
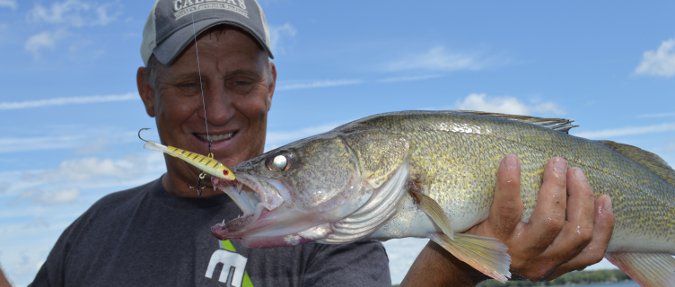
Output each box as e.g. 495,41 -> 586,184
191,174 -> 207,197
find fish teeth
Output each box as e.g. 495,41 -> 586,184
221,181 -> 260,217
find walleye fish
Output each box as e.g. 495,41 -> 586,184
211,110 -> 674,286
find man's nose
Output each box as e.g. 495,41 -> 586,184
201,86 -> 235,125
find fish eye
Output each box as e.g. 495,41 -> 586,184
266,152 -> 292,172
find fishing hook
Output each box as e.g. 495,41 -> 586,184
137,127 -> 152,143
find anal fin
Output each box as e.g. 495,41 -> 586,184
606,252 -> 675,287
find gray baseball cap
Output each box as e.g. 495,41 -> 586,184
141,0 -> 273,66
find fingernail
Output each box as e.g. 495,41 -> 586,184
552,157 -> 567,175
603,194 -> 613,214
572,167 -> 587,182
503,154 -> 518,170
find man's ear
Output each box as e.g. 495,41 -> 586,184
137,67 -> 156,117
265,62 -> 277,111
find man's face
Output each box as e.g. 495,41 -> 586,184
138,27 -> 276,195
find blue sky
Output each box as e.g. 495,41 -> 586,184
1,0 -> 674,285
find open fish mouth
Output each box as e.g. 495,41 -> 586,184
210,174 -> 342,248
210,174 -> 288,239
210,174 -> 365,247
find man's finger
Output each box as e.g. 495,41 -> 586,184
487,154 -> 524,238
553,167 -> 595,256
564,167 -> 595,226
524,157 -> 568,251
540,168 -> 595,272
543,167 -> 596,259
545,194 -> 615,279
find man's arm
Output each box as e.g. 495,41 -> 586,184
401,155 -> 615,286
0,265 -> 12,287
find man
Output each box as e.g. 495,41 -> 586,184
30,0 -> 614,286
1,266 -> 10,287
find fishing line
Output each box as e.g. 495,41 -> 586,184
191,13 -> 212,155
191,13 -> 211,196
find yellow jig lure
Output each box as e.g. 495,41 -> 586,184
138,128 -> 236,181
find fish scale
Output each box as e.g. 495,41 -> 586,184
364,112 -> 673,247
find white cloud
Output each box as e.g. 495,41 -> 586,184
0,152 -> 165,285
277,79 -> 363,91
385,46 -> 489,72
0,92 -> 136,110
0,220 -> 74,284
0,134 -> 86,153
634,38 -> 675,77
0,0 -> 17,10
455,93 -> 564,115
269,23 -> 296,54
92,3 -> 116,26
0,128 -> 139,154
25,30 -> 67,59
24,1 -> 119,59
1,154 -> 164,204
31,188 -> 80,204
574,122 -> 675,139
27,0 -> 117,27
41,157 -> 137,182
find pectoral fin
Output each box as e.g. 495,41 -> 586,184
606,252 -> 675,287
430,233 -> 511,283
411,189 -> 511,282
409,189 -> 454,239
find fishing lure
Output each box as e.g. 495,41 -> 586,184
138,128 -> 236,182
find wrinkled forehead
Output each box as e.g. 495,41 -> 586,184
147,26 -> 271,83
174,25 -> 269,64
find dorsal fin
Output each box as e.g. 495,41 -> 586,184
600,140 -> 675,187
457,110 -> 577,133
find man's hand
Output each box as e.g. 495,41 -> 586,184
401,155 -> 615,286
467,154 -> 615,281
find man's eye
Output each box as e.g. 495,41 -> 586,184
230,78 -> 254,86
226,78 -> 257,94
177,82 -> 200,89
235,80 -> 253,86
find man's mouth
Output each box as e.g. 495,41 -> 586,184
195,132 -> 236,142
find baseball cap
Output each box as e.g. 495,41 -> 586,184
141,0 -> 273,66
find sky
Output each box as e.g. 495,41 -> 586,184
0,0 -> 674,285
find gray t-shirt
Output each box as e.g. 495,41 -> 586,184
30,178 -> 391,286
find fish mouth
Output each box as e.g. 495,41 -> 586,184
211,174 -> 286,237
210,174 -> 346,247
